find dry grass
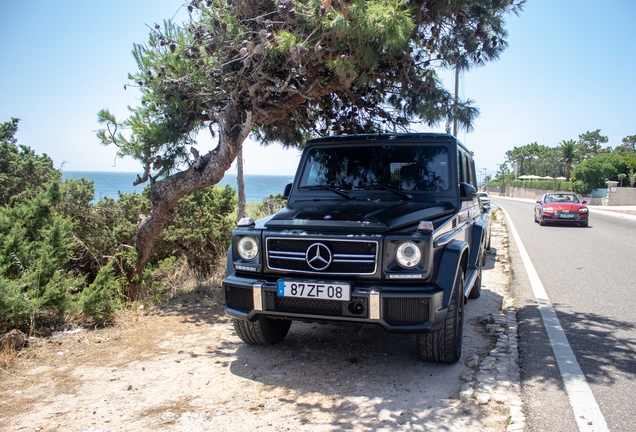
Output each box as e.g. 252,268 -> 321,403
0,342 -> 18,370
0,329 -> 28,369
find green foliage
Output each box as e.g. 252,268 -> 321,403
154,185 -> 237,273
614,135 -> 636,156
97,0 -> 523,184
505,142 -> 564,178
506,180 -> 573,192
576,129 -> 609,160
1,118 -> 239,332
0,278 -> 30,330
0,180 -> 84,331
501,130 -> 636,190
572,153 -> 628,192
245,194 -> 287,220
0,118 -> 60,207
629,169 -> 636,188
79,263 -> 121,322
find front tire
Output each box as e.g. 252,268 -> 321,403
232,317 -> 291,345
417,273 -> 465,363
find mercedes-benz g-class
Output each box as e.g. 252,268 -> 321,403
222,133 -> 490,363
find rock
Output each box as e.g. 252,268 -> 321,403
162,411 -> 176,423
0,329 -> 29,349
476,392 -> 491,405
466,354 -> 480,368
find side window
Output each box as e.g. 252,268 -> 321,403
461,151 -> 471,184
468,156 -> 477,187
457,151 -> 465,183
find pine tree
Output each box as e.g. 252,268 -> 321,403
97,0 -> 525,276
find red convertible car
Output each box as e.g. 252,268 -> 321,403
534,193 -> 589,227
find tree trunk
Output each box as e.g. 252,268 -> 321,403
134,106 -> 254,279
237,145 -> 246,219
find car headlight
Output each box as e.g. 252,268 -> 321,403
543,207 -> 554,213
578,208 -> 588,213
237,236 -> 258,261
396,241 -> 421,269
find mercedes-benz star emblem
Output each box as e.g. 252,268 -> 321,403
306,242 -> 332,271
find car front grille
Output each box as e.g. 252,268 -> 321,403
383,297 -> 430,325
266,237 -> 378,275
265,292 -> 369,318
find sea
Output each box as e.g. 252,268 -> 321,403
61,171 -> 294,203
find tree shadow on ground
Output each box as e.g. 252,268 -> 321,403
518,303 -> 636,386
144,276 -> 506,430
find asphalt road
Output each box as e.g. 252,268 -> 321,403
491,197 -> 636,432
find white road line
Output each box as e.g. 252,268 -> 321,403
499,205 -> 609,432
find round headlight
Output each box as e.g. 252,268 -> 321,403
396,241 -> 421,269
237,236 -> 258,261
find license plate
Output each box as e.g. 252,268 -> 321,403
277,280 -> 351,301
559,214 -> 575,219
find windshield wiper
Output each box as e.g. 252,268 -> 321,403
359,184 -> 413,201
301,185 -> 355,200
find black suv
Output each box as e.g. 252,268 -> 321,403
222,133 -> 490,363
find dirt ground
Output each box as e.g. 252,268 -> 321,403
0,214 -> 512,432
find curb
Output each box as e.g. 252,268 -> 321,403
460,208 -> 525,431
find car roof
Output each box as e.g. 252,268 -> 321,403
306,133 -> 474,155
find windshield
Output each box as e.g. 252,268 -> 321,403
298,144 -> 449,192
545,194 -> 581,203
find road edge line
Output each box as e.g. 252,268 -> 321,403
499,205 -> 609,432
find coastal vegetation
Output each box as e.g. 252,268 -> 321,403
0,118 -> 285,334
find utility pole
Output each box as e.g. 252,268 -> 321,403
452,66 -> 459,137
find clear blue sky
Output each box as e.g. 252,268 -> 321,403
2,1 -> 635,179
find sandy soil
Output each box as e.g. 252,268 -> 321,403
0,214 -> 512,432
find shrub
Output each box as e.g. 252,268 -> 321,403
153,185 -> 237,274
0,118 -> 60,207
79,263 -> 122,322
572,153 -> 628,192
0,278 -> 30,331
246,194 -> 287,220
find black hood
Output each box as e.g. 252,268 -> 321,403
265,200 -> 455,232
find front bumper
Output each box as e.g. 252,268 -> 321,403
541,212 -> 588,224
222,275 -> 446,334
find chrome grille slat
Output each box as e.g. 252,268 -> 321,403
333,254 -> 375,259
269,250 -> 305,257
266,237 -> 378,275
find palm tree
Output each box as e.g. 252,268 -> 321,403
559,140 -> 577,181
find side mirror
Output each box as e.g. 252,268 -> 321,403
582,200 -> 587,204
536,200 -> 541,203
459,182 -> 477,201
282,183 -> 292,200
